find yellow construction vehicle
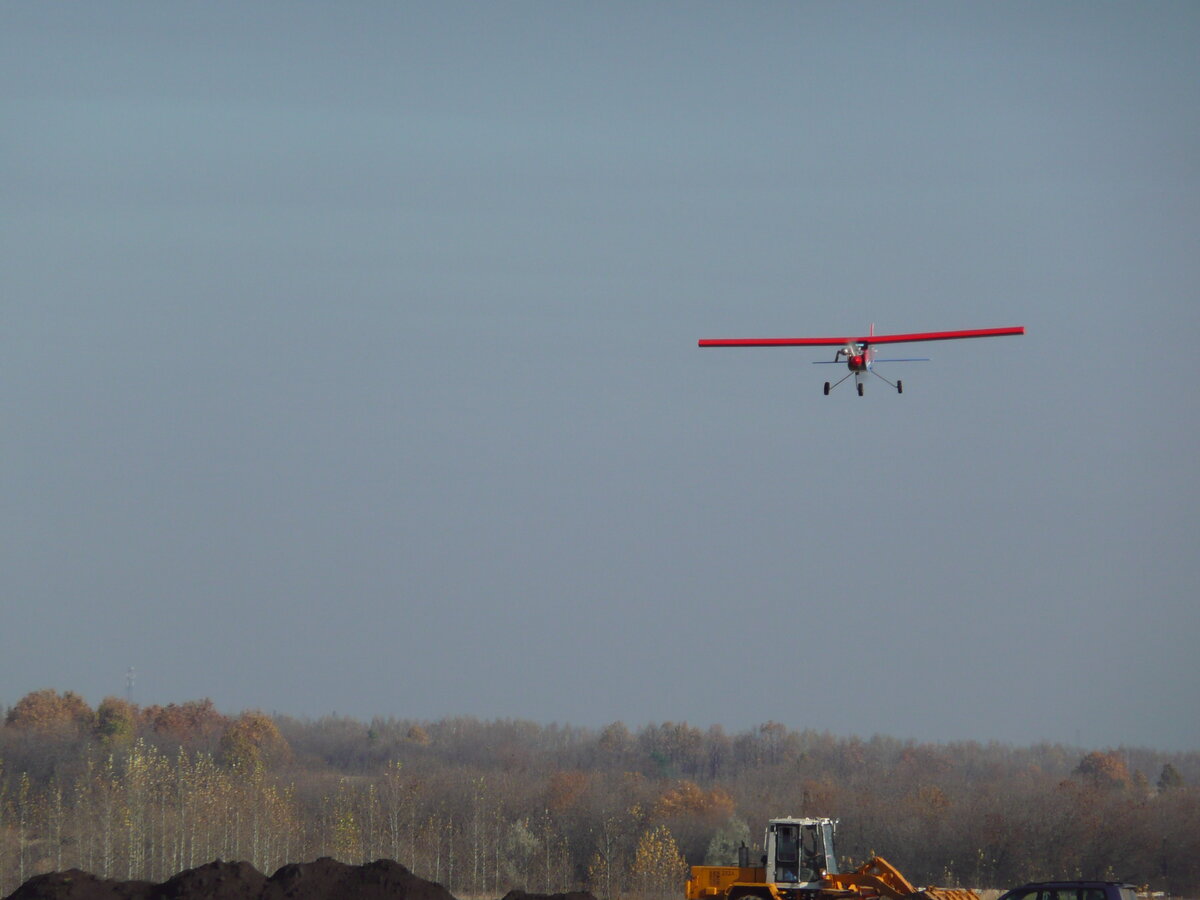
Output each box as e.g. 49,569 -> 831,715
686,817 -> 978,900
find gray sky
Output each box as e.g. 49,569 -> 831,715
4,3 -> 1198,752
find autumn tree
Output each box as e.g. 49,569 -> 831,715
588,814 -> 627,900
326,778 -> 364,863
218,712 -> 291,771
584,786 -> 648,900
407,724 -> 432,746
630,824 -> 688,900
652,780 -> 734,862
143,699 -> 228,750
5,689 -> 94,735
547,771 -> 591,814
1074,751 -> 1131,790
596,722 -> 633,767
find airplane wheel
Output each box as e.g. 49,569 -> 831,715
823,382 -> 830,395
857,383 -> 864,396
897,380 -> 903,394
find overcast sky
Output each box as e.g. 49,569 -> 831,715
4,3 -> 1198,752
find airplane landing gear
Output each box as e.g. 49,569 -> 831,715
823,372 -> 854,395
870,369 -> 902,394
857,383 -> 864,396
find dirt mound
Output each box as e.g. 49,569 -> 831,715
500,891 -> 597,900
157,861 -> 268,900
3,869 -> 154,900
4,859 -> 457,900
261,858 -> 454,900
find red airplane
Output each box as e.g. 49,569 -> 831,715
699,325 -> 1024,395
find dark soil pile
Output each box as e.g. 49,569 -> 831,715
500,891 -> 597,900
260,858 -> 456,900
157,861 -> 268,900
2,869 -> 156,900
4,858 -> 462,900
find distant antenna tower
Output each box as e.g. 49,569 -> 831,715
125,666 -> 135,704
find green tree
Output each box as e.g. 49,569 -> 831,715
1157,763 -> 1184,792
704,816 -> 750,865
96,697 -> 137,747
505,818 -> 540,889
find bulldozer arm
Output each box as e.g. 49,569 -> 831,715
820,857 -> 979,900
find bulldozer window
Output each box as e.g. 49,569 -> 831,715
800,826 -> 824,867
818,822 -> 838,874
776,825 -> 799,862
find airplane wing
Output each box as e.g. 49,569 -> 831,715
699,326 -> 1024,347
853,326 -> 1024,345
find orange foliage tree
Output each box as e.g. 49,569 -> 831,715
1074,751 -> 1131,790
5,689 -> 94,734
142,699 -> 228,747
218,711 -> 292,770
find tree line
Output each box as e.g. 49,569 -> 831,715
0,690 -> 1197,899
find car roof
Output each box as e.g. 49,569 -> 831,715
1008,883 -> 1136,890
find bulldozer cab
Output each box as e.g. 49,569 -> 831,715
765,818 -> 839,887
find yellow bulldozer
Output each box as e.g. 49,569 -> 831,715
686,817 -> 978,900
